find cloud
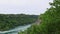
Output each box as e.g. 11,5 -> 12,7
0,0 -> 53,15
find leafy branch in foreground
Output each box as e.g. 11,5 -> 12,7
19,0 -> 60,34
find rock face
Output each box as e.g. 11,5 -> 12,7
35,19 -> 41,25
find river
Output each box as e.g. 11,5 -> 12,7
0,24 -> 31,34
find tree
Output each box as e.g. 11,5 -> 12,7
19,0 -> 60,34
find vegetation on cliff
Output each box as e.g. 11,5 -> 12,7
19,0 -> 60,34
0,14 -> 38,31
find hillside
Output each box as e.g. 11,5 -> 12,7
0,14 -> 38,31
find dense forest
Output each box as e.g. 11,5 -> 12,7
19,0 -> 60,34
0,14 -> 38,31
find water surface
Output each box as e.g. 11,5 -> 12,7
0,24 -> 31,34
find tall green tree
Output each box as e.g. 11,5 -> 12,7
19,0 -> 60,34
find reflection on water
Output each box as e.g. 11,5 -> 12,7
0,24 -> 31,34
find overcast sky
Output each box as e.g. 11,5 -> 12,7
0,0 -> 53,15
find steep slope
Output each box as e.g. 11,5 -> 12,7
19,0 -> 60,34
0,14 -> 38,31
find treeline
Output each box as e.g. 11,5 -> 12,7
0,14 -> 38,31
19,0 -> 60,34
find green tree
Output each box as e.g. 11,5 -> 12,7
19,0 -> 60,34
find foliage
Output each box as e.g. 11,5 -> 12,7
19,0 -> 60,34
0,14 -> 38,31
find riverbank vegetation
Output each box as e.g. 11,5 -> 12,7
19,0 -> 60,34
0,14 -> 38,31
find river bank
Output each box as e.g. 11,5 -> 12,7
0,24 -> 31,34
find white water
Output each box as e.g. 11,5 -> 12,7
0,24 -> 31,34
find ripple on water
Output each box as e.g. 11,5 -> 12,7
0,24 -> 31,34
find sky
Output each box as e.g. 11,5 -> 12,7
0,0 -> 53,15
